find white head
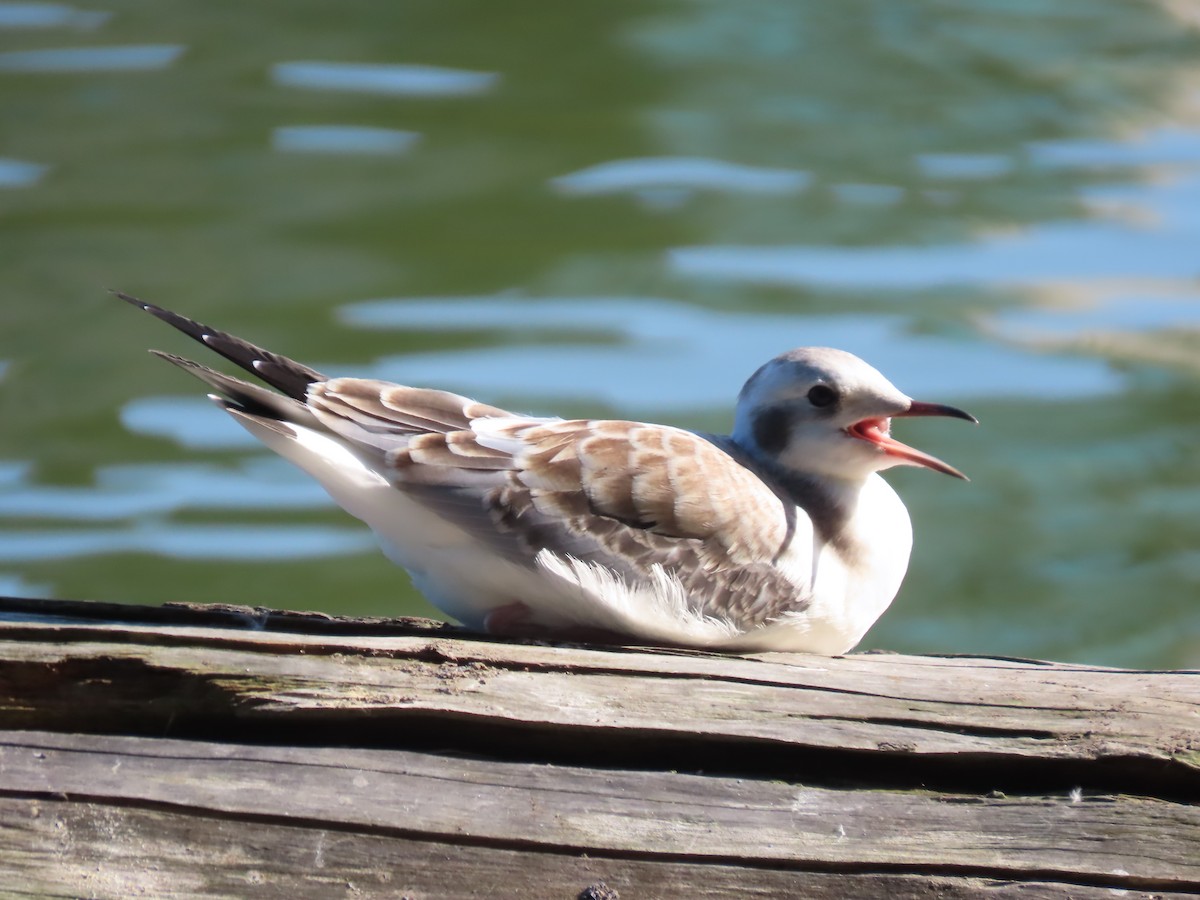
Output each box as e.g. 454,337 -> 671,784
732,347 -> 975,483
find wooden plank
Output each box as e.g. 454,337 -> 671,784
1,598 -> 1197,897
1,730 -> 1197,891
1,615 -> 1196,799
8,796 -> 1189,900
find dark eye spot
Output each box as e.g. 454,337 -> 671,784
752,406 -> 790,455
807,384 -> 838,408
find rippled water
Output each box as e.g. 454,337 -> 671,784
3,0 -> 1200,667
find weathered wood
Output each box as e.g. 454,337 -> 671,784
0,596 -> 1197,898
0,611 -> 1196,795
2,730 -> 1199,883
6,796 -> 1188,900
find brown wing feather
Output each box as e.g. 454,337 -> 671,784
527,419 -> 791,561
302,379 -> 806,628
310,379 -> 511,437
384,415 -> 804,626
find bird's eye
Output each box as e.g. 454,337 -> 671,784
807,384 -> 838,408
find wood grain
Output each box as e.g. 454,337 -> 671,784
8,796 -> 1191,900
0,615 -> 1196,793
0,596 -> 1197,898
2,731 -> 1198,892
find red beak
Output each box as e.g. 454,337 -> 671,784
849,401 -> 976,480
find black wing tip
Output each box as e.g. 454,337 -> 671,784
110,289 -> 143,305
147,348 -> 199,368
146,348 -> 235,390
112,289 -> 158,314
116,289 -> 327,400
113,289 -> 201,330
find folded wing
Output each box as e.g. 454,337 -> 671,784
313,379 -> 805,630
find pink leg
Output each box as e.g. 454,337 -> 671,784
483,601 -> 535,636
483,602 -> 639,646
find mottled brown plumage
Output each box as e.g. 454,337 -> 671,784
379,414 -> 805,628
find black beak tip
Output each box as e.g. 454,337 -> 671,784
903,400 -> 978,424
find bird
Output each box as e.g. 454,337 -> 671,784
117,292 -> 975,655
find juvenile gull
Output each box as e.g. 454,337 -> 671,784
118,293 -> 975,654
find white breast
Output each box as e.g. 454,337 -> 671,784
723,474 -> 913,655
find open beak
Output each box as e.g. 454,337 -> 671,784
849,401 -> 976,481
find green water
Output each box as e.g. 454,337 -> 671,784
3,0 -> 1200,667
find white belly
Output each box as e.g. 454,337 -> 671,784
722,474 -> 913,654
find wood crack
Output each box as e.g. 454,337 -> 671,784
2,785 -> 1197,894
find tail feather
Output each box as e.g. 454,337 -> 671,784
221,404 -> 303,441
115,291 -> 325,401
150,351 -> 320,427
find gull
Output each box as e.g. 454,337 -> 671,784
118,293 -> 975,654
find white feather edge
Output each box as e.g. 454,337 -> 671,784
531,552 -> 830,652
531,551 -> 741,641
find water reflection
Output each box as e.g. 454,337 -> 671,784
0,459 -> 330,520
0,524 -> 373,562
340,296 -> 1122,406
272,126 -> 420,156
916,154 -> 1013,180
120,396 -> 259,449
0,454 -> 352,562
670,168 -> 1200,290
0,573 -> 50,599
551,157 -> 812,199
0,43 -> 183,71
0,158 -> 48,187
992,295 -> 1200,341
271,61 -> 498,97
1028,127 -> 1200,169
829,183 -> 905,206
0,3 -> 109,29
0,462 -> 29,488
669,222 -> 1200,288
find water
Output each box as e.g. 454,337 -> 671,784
2,0 -> 1200,668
